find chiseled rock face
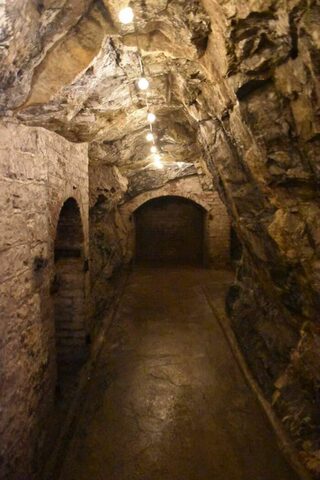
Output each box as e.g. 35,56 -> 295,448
88,155 -> 128,322
1,0 -> 320,476
126,162 -> 197,197
199,2 -> 320,473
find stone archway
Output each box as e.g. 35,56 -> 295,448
53,198 -> 87,390
119,177 -> 230,266
134,195 -> 206,265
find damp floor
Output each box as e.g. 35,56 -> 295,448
58,267 -> 299,480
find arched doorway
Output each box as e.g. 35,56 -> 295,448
134,196 -> 205,265
53,198 -> 87,390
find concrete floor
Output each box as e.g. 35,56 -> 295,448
58,267 -> 299,480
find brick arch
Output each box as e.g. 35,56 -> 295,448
119,177 -> 230,266
53,194 -> 86,241
54,197 -> 84,252
128,191 -> 211,216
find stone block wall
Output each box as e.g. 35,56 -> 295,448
134,196 -> 205,264
0,121 -> 89,479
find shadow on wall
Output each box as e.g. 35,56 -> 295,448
134,195 -> 206,266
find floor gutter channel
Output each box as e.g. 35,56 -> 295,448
202,285 -> 313,480
43,267 -> 312,480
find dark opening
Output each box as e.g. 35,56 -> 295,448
230,226 -> 242,264
53,198 -> 87,392
134,196 -> 205,265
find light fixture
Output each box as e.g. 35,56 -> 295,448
153,154 -> 163,169
150,145 -> 158,154
147,112 -> 156,123
137,77 -> 149,90
146,132 -> 154,142
118,7 -> 134,24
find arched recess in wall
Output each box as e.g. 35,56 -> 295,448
53,197 -> 87,391
134,195 -> 206,265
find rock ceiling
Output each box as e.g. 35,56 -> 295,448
1,0 -> 319,207
1,0 -> 320,290
0,0 -> 213,181
3,0 -> 318,187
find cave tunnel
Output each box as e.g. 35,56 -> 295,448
1,1 -> 319,480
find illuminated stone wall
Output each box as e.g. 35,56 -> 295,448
0,121 -> 89,479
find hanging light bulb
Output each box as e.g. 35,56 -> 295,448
153,154 -> 163,169
137,77 -> 149,90
147,112 -> 156,123
150,145 -> 158,154
118,7 -> 134,24
146,132 -> 154,142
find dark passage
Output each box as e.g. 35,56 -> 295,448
135,196 -> 205,265
53,198 -> 87,388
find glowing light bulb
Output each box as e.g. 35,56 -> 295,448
146,132 -> 154,142
118,7 -> 134,24
147,112 -> 156,123
150,145 -> 158,154
137,77 -> 149,90
154,155 -> 163,169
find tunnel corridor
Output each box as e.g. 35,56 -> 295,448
1,1 -> 320,479
56,267 -> 298,480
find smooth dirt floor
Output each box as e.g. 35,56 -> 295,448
58,267 -> 299,480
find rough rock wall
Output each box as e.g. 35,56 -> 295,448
0,122 -> 89,479
189,1 -> 320,473
89,152 -> 128,324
